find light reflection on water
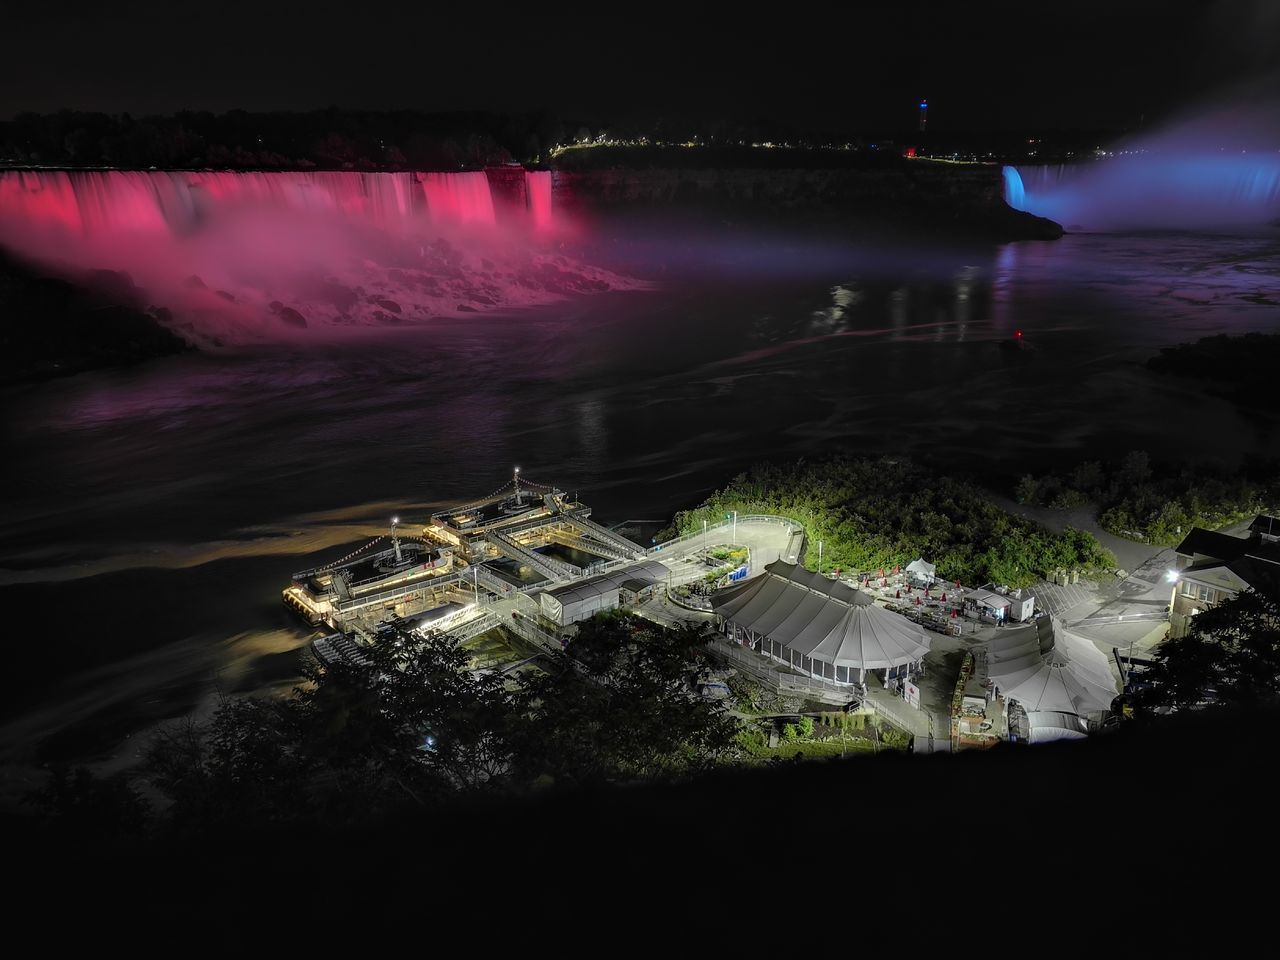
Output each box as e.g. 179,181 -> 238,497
2,225 -> 1278,758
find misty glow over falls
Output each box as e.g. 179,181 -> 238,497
0,168 -> 553,235
0,166 -> 637,346
1003,157 -> 1280,230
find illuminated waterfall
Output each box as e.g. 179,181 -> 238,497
417,172 -> 496,226
1005,156 -> 1280,230
525,170 -> 553,231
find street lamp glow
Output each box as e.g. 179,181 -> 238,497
1165,569 -> 1179,583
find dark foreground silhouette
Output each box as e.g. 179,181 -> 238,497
5,705 -> 1275,946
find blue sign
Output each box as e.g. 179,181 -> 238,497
729,564 -> 749,583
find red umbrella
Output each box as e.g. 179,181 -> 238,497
895,589 -> 901,599
915,596 -> 922,606
950,608 -> 958,618
941,592 -> 947,603
878,567 -> 885,578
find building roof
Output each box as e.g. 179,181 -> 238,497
965,587 -> 1012,609
1174,527 -> 1255,561
1175,519 -> 1280,592
545,560 -> 669,606
1248,515 -> 1280,539
711,560 -> 929,670
1226,556 -> 1280,594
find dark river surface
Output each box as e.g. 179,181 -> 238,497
2,220 -> 1278,764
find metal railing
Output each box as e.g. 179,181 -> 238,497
568,514 -> 647,559
445,612 -> 500,643
1067,611 -> 1169,627
502,610 -> 564,655
486,530 -> 578,581
333,570 -> 465,612
708,640 -> 856,706
648,515 -> 804,555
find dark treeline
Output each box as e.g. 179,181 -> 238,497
0,108 -> 570,170
0,108 -> 1113,171
1016,451 -> 1280,545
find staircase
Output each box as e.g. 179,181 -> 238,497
566,515 -> 647,560
486,530 -> 577,581
546,528 -> 634,563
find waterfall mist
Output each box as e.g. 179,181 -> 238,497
0,168 -> 630,346
1005,79 -> 1280,230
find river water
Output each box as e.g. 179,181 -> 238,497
2,219 -> 1278,763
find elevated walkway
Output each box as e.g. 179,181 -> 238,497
566,515 -> 647,560
444,612 -> 500,643
474,563 -> 519,598
486,530 -> 577,581
546,528 -> 634,563
333,570 -> 464,614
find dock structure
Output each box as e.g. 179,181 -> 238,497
288,472 -> 648,635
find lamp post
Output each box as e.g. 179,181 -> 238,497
703,518 -> 708,562
733,510 -> 737,546
818,539 -> 824,574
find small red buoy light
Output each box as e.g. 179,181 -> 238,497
1015,328 -> 1023,339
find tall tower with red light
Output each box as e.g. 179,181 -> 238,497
918,99 -> 928,133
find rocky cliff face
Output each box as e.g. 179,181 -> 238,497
0,250 -> 191,383
553,162 -> 1062,239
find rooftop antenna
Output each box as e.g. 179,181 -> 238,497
391,516 -> 402,564
514,466 -> 523,507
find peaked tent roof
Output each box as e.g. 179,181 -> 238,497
711,560 -> 929,670
905,558 -> 936,577
990,617 -> 1118,717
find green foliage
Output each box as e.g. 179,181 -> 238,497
796,716 -> 815,738
734,725 -> 770,758
669,456 -> 1113,588
781,723 -> 798,742
510,616 -> 738,785
129,616 -> 742,832
1020,451 -> 1280,545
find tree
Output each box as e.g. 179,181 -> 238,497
1138,578 -> 1280,711
509,615 -> 737,786
145,626 -> 517,831
27,767 -> 149,840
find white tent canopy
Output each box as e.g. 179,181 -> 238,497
988,617 -> 1118,719
905,558 -> 937,582
712,560 -> 930,671
1027,711 -> 1089,743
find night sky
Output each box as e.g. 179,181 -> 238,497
2,1 -> 1278,132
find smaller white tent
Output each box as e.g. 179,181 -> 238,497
905,558 -> 937,584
